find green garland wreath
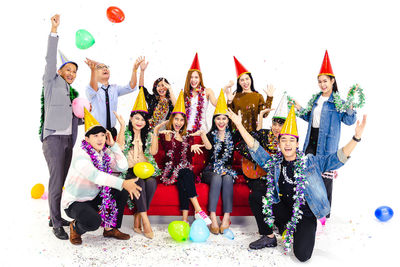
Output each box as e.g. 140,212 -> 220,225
39,86 -> 79,136
286,84 -> 365,116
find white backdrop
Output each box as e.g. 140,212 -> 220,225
1,0 -> 399,256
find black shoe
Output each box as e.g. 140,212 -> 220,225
49,218 -> 71,227
53,227 -> 69,240
249,235 -> 277,249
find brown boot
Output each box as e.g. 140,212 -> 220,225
103,228 -> 130,240
69,221 -> 82,245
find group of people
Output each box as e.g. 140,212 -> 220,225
40,14 -> 366,262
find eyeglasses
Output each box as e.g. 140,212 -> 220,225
96,65 -> 110,70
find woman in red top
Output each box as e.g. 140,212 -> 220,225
150,91 -> 211,224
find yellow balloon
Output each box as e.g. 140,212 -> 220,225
282,229 -> 287,241
31,183 -> 45,199
134,162 -> 155,179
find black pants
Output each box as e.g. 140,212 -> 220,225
42,135 -> 73,228
248,179 -> 270,235
65,194 -> 102,235
268,201 -> 317,262
126,168 -> 157,213
65,188 -> 128,234
176,168 -> 198,210
109,187 -> 129,228
305,127 -> 333,217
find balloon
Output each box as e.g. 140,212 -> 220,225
72,98 -> 90,118
375,206 -> 394,222
41,191 -> 48,200
106,6 -> 125,23
168,221 -> 190,242
134,162 -> 155,179
31,183 -> 45,199
223,228 -> 234,240
75,29 -> 95,49
189,219 -> 210,242
281,229 -> 287,241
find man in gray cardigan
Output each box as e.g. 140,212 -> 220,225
41,14 -> 82,240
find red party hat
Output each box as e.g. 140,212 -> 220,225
189,53 -> 201,72
233,56 -> 250,78
318,50 -> 334,77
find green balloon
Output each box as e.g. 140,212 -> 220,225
168,221 -> 190,242
75,29 -> 95,49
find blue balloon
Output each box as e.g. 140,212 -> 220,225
375,206 -> 394,222
223,229 -> 234,240
189,219 -> 210,242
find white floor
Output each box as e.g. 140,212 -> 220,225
2,194 -> 398,267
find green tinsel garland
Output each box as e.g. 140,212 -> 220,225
286,84 -> 365,116
39,86 -> 79,136
121,127 -> 161,210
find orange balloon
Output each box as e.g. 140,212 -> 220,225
106,6 -> 125,23
31,183 -> 45,199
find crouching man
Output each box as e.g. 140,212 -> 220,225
61,108 -> 142,245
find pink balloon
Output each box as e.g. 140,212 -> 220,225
41,191 -> 48,200
72,98 -> 90,118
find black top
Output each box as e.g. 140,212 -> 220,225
278,159 -> 313,217
142,86 -> 173,119
204,130 -> 241,172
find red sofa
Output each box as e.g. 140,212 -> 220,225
124,136 -> 252,216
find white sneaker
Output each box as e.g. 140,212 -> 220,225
195,210 -> 212,225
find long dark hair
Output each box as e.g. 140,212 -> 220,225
235,73 -> 257,93
329,75 -> 339,93
208,114 -> 233,135
152,77 -> 171,100
128,111 -> 150,152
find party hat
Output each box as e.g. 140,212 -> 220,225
214,89 -> 228,115
131,87 -> 148,113
189,53 -> 201,72
273,92 -> 289,120
172,90 -> 186,115
84,107 -> 103,133
58,50 -> 78,70
233,56 -> 250,78
279,105 -> 298,138
318,50 -> 334,77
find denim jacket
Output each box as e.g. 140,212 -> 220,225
300,93 -> 356,156
249,140 -> 349,219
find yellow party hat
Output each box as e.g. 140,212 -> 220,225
279,105 -> 298,137
172,90 -> 186,115
214,89 -> 228,115
84,107 -> 103,133
132,87 -> 148,113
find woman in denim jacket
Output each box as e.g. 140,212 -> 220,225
293,51 -> 357,216
227,106 -> 366,262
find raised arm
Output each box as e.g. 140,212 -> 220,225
206,88 -> 218,107
130,57 -> 143,89
113,111 -> 126,149
342,114 -> 367,157
227,108 -> 255,149
43,14 -> 60,83
150,121 -> 168,155
85,58 -> 99,91
138,56 -> 148,87
164,81 -> 177,106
